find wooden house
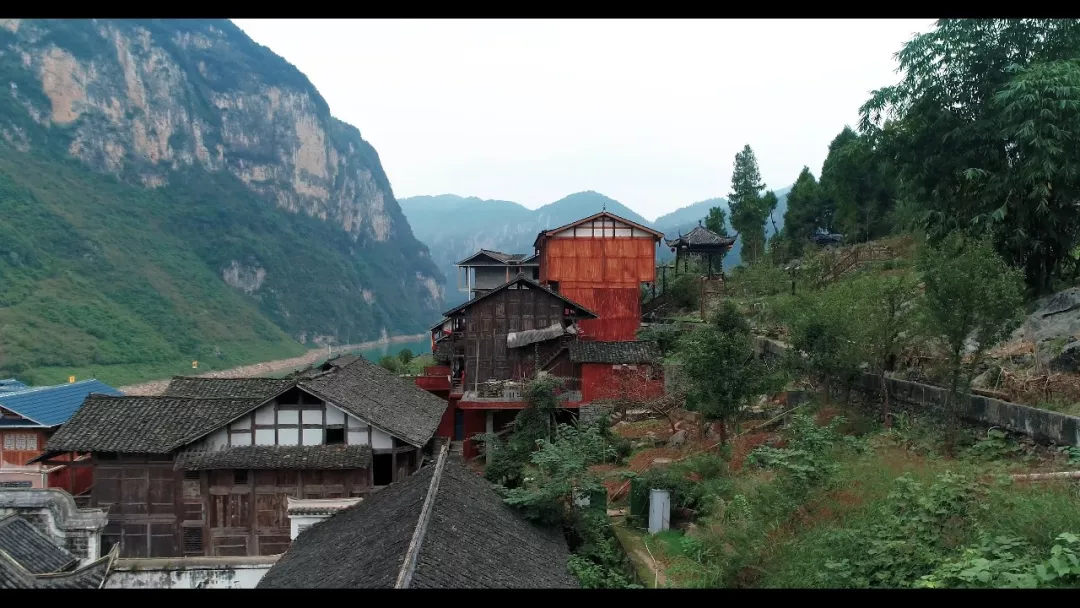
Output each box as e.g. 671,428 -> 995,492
455,250 -> 540,301
0,379 -> 122,493
569,341 -> 665,403
30,356 -> 448,559
534,211 -> 664,341
256,446 -> 577,589
422,274 -> 596,459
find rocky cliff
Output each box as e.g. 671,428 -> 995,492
0,19 -> 444,382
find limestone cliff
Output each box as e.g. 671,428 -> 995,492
0,18 -> 444,360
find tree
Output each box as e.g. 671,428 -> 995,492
377,355 -> 402,373
848,273 -> 921,427
783,280 -> 866,405
397,348 -> 414,366
916,233 -> 1024,449
480,375 -> 564,487
678,301 -> 783,443
728,145 -> 770,265
783,166 -> 828,257
704,205 -> 730,237
860,19 -> 1080,294
818,127 -> 894,243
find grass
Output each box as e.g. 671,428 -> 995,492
609,398 -> 1080,589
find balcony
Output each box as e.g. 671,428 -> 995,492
459,377 -> 582,405
414,366 -> 451,393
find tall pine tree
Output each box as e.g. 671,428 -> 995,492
728,145 -> 768,264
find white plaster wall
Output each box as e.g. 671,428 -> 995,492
371,426 -> 393,450
290,514 -> 326,540
105,564 -> 272,589
551,218 -> 653,239
193,428 -> 229,452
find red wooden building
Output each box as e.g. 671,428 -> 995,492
569,341 -> 665,403
534,211 -> 664,342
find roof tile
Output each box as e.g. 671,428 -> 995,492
569,341 -> 661,364
174,445 -> 372,470
0,516 -> 77,574
257,454 -> 576,589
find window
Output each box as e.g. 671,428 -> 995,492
325,427 -> 345,445
3,433 -> 37,451
234,470 -> 249,485
183,527 -> 203,554
297,524 -> 312,535
184,471 -> 201,481
548,281 -> 560,293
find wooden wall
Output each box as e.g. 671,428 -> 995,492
581,363 -> 664,403
540,235 -> 657,341
91,453 -> 376,558
463,283 -> 570,385
0,428 -> 47,470
200,468 -> 370,557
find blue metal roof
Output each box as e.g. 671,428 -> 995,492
0,379 -> 29,393
0,380 -> 123,427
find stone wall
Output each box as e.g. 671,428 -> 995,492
104,556 -> 278,589
752,336 -> 1080,447
0,488 -> 107,566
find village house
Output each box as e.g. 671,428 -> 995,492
455,249 -> 540,301
0,379 -> 122,493
0,487 -> 116,589
534,211 -> 664,341
416,211 -> 671,459
30,355 -> 448,559
570,341 -> 664,403
256,446 -> 577,589
426,274 -> 597,459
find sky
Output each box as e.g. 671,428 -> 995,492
232,19 -> 935,222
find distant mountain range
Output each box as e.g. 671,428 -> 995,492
400,187 -> 790,306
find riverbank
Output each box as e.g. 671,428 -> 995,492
118,333 -> 427,395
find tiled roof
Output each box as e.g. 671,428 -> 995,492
326,354 -> 361,369
455,250 -> 539,267
0,516 -> 77,574
0,547 -> 115,589
162,377 -> 293,400
174,445 -> 373,471
42,395 -> 262,455
0,379 -> 29,394
569,340 -> 661,364
299,357 -> 447,447
665,224 -> 737,249
441,274 -> 599,319
257,450 -> 576,589
0,380 -> 122,427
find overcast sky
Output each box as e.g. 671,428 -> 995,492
233,19 -> 934,221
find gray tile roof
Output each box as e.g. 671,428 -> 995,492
162,377 -> 293,400
665,224 -> 737,249
0,516 -> 77,574
569,340 -> 661,364
42,395 -> 263,455
258,450 -> 577,589
299,357 -> 446,447
174,445 -> 373,470
441,274 -> 599,319
0,547 -> 115,589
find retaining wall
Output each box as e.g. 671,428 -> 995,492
752,336 -> 1080,447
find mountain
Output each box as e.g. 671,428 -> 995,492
401,188 -> 790,305
0,19 -> 443,385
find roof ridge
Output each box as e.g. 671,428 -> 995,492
394,445 -> 449,589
